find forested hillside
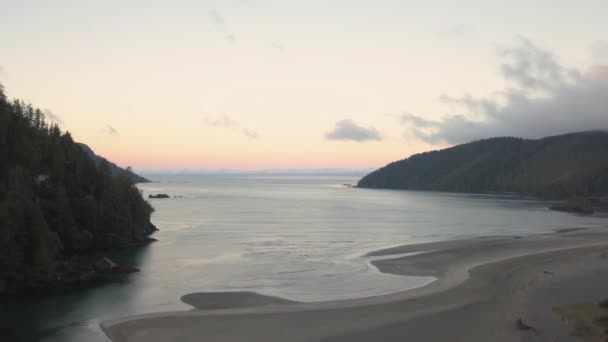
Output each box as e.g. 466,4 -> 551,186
78,143 -> 150,184
0,83 -> 155,294
358,132 -> 608,199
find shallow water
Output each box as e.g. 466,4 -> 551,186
4,172 -> 607,341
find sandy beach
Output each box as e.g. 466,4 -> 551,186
102,226 -> 608,341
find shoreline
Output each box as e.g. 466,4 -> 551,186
102,226 -> 608,341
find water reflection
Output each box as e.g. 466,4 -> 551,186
3,244 -> 152,342
4,173 -> 607,342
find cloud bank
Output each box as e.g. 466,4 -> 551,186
326,119 -> 382,142
401,38 -> 608,144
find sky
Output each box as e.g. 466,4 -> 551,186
0,0 -> 607,170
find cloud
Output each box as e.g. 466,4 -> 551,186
326,119 -> 382,142
498,37 -> 581,92
225,34 -> 237,44
208,9 -> 225,28
98,125 -> 119,137
401,113 -> 438,128
203,114 -> 237,128
271,42 -> 285,51
204,114 -> 260,140
208,9 -> 237,43
43,109 -> 64,125
400,38 -> 608,144
438,95 -> 498,119
242,128 -> 260,140
590,40 -> 608,59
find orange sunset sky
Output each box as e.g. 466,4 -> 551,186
1,1 -> 607,170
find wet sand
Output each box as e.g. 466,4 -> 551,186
181,291 -> 295,310
102,226 -> 608,341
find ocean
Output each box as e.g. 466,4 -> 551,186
5,172 -> 608,341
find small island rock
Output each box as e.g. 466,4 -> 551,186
149,193 -> 170,199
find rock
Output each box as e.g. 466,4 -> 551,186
146,222 -> 159,234
94,257 -> 118,273
3,253 -> 144,296
149,193 -> 170,199
53,257 -> 138,289
93,257 -> 139,275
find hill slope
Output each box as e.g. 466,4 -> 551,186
77,143 -> 149,184
357,132 -> 608,199
0,83 -> 155,294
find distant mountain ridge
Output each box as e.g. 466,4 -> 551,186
77,143 -> 150,184
357,131 -> 608,199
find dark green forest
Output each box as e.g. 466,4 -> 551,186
0,83 -> 155,294
78,143 -> 150,184
358,132 -> 608,199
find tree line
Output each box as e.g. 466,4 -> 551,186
0,82 -> 155,294
358,132 -> 608,199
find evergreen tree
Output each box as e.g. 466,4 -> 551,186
358,132 -> 608,199
0,82 -> 155,294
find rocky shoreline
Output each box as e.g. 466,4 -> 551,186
1,229 -> 158,297
549,197 -> 608,215
1,257 -> 139,297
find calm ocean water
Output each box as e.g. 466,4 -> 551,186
5,172 -> 608,341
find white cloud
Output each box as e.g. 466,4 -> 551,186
208,9 -> 238,43
204,114 -> 260,140
203,114 -> 237,128
401,38 -> 608,144
98,125 -> 119,137
242,128 -> 260,140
